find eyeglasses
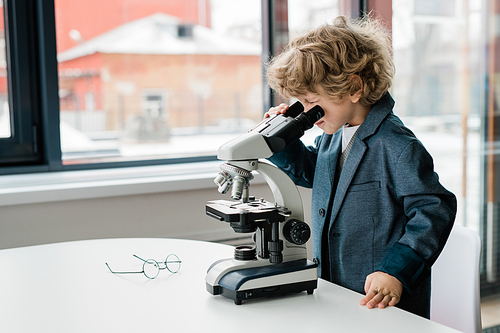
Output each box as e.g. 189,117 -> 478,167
105,254 -> 181,279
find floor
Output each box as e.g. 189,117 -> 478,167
482,296 -> 500,329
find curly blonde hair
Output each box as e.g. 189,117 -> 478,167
266,15 -> 394,107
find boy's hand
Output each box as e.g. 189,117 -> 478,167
264,103 -> 289,118
359,271 -> 403,309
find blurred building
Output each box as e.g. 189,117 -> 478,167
55,0 -> 262,142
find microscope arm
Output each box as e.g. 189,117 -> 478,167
254,160 -> 304,221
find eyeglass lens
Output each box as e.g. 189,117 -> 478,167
143,259 -> 161,279
165,254 -> 181,273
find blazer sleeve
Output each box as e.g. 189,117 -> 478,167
268,136 -> 322,189
376,140 -> 457,293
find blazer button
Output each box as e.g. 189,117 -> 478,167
319,208 -> 325,217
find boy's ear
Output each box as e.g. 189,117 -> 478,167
350,89 -> 362,103
349,74 -> 363,103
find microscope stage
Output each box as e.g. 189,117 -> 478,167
206,199 -> 288,223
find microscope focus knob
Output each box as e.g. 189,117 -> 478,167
283,220 -> 311,245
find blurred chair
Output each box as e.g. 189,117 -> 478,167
431,224 -> 482,333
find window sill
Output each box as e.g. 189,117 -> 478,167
0,161 -> 266,207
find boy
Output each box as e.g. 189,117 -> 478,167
265,16 -> 457,318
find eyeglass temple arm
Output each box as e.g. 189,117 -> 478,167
133,254 -> 147,262
105,263 -> 144,275
134,254 -> 182,265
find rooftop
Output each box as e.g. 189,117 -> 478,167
58,12 -> 261,62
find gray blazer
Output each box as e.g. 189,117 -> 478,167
270,93 -> 457,317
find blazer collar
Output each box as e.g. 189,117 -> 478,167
356,92 -> 395,141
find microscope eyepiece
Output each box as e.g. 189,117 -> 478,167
294,105 -> 324,130
282,100 -> 304,118
260,102 -> 325,153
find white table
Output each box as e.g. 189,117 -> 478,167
0,238 -> 459,332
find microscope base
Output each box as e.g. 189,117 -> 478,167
206,259 -> 318,305
207,279 -> 317,305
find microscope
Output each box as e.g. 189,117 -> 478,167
205,102 -> 324,305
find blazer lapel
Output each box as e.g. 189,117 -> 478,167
312,133 -> 342,241
329,138 -> 367,226
327,133 -> 342,186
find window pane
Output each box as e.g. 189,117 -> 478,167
392,0 -> 482,233
0,1 -> 10,139
54,0 -> 262,164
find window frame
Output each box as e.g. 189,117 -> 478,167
0,0 -> 45,169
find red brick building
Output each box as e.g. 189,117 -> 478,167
55,2 -> 262,141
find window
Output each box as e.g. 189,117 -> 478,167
55,0 -> 263,165
0,0 -> 268,172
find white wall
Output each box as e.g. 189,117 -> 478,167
0,182 -> 313,251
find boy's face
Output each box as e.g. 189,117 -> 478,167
296,87 -> 367,135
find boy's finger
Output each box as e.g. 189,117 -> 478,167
366,292 -> 384,309
377,295 -> 392,308
359,289 -> 376,305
